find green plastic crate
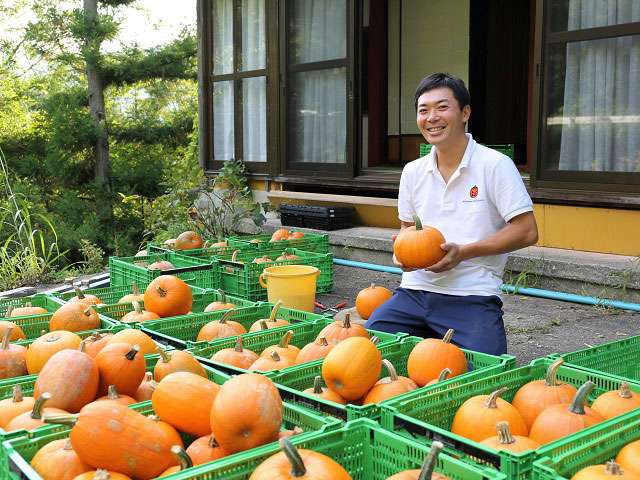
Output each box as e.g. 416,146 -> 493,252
548,334 -> 640,385
108,252 -> 218,290
0,296 -> 62,318
532,408 -> 640,480
139,303 -> 328,349
214,247 -> 333,301
147,241 -> 257,258
228,231 -> 330,254
419,143 -> 515,159
380,359 -> 640,480
186,317 -> 403,377
1,310 -> 115,342
269,335 -> 515,422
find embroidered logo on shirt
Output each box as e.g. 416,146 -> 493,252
470,185 -> 478,198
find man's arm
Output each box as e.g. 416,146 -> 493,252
428,211 -> 538,273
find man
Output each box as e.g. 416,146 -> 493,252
364,73 -> 538,355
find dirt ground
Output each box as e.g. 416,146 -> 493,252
316,265 -> 640,366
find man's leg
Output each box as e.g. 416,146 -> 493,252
424,293 -> 507,356
364,288 -> 437,338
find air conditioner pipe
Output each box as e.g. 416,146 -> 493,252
333,258 -> 640,313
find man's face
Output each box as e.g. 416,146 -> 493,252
416,87 -> 470,147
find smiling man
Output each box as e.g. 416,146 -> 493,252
364,73 -> 538,355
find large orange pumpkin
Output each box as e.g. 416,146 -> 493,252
204,290 -> 236,312
8,304 -> 48,317
316,314 -> 369,345
386,441 -> 449,480
50,303 -> 100,332
295,336 -> 334,364
616,439 -> 640,476
210,337 -> 259,369
26,330 -> 82,374
154,349 -> 207,381
0,327 -> 27,379
479,421 -> 540,452
571,461 -> 638,480
0,385 -> 35,429
143,275 -> 192,317
174,231 -> 203,250
302,376 -> 346,404
393,215 -> 446,269
450,387 -> 528,442
210,373 -> 282,454
196,310 -> 247,342
249,301 -> 290,332
321,336 -> 382,401
0,320 -> 26,341
355,283 -> 393,320
30,438 -> 91,480
67,287 -> 102,306
249,350 -> 295,372
407,329 -> 467,386
270,229 -> 290,242
107,329 -> 157,356
81,332 -> 113,358
362,359 -> 418,405
95,343 -> 146,397
260,330 -> 300,363
186,435 -> 228,465
591,382 -> 640,420
529,381 -> 605,445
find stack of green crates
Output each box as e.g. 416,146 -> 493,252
228,231 -> 330,254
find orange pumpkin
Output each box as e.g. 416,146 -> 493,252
250,350 -> 295,371
134,372 -> 158,402
26,330 -> 82,374
175,231 -> 203,250
591,382 -> 640,420
158,446 -> 193,477
302,376 -> 346,404
288,231 -> 304,240
479,421 -> 540,452
0,385 -> 35,429
120,301 -> 160,323
261,330 -> 300,362
204,290 -> 236,312
393,214 -> 446,269
49,303 -> 100,332
143,275 -> 192,317
0,327 -> 27,379
322,336 -> 382,401
81,332 -> 113,358
270,229 -> 290,242
117,282 -> 144,304
386,441 -> 449,480
295,336 -> 334,364
152,371 -> 220,437
276,252 -> 300,261
196,309 -> 247,342
67,287 -> 102,306
30,438 -> 91,480
186,435 -> 228,465
8,304 -> 48,317
616,439 -> 640,476
95,385 -> 137,407
34,348 -> 99,412
249,301 -> 290,332
529,381 -> 605,445
210,336 -> 259,369
95,343 -> 146,397
147,414 -> 184,450
249,438 -> 351,480
511,358 -> 578,429
362,359 -> 418,404
107,329 -> 157,356
148,259 -> 175,270
355,283 -> 393,320
407,329 -> 467,386
571,461 -> 638,480
316,313 -> 369,344
253,255 -> 272,264
154,349 -> 207,381
6,392 -> 67,431
0,320 -> 26,341
450,387 -> 528,442
210,373 -> 283,454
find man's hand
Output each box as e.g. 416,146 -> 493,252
427,242 -> 465,273
391,234 -> 418,272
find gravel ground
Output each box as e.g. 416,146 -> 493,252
316,265 -> 640,366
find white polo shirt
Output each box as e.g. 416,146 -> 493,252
398,134 -> 533,296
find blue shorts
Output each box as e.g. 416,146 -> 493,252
364,288 -> 507,355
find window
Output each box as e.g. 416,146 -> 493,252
537,0 -> 640,188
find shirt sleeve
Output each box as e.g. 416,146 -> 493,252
489,155 -> 534,223
397,164 -> 415,223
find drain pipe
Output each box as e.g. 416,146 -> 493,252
333,258 -> 640,313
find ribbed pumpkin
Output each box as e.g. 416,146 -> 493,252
261,330 -> 300,363
134,372 -> 157,402
0,327 -> 27,379
26,330 -> 82,374
186,435 -> 228,465
95,385 -> 137,407
30,438 -> 91,480
571,461 -> 638,480
158,446 -> 193,477
72,470 -> 132,480
288,231 -> 304,239
322,336 -> 382,401
529,381 -> 604,445
616,439 -> 640,475
316,313 -> 369,344
6,392 -> 67,431
210,373 -> 283,454
479,421 -> 540,452
407,329 -> 467,386
175,230 -> 203,250
511,358 -> 578,429
591,382 -> 640,420
355,283 -> 393,320
386,441 -> 449,480
0,386 -> 35,429
95,343 -> 145,397
270,229 -> 290,242
34,348 -> 99,412
148,260 -> 174,271
249,438 -> 352,480
8,304 -> 48,317
50,303 -> 100,332
276,252 -> 299,261
362,359 -> 418,405
107,329 -> 157,356
295,336 -> 334,364
249,301 -> 290,332
450,387 -> 528,442
68,287 -> 102,306
120,301 -> 160,323
250,350 -> 295,371
393,215 -> 446,269
204,290 -> 236,312
210,337 -> 259,369
196,310 -> 247,342
143,275 -> 192,317
117,282 -> 144,304
302,376 -> 346,404
0,320 -> 26,341
152,371 -> 220,437
154,349 -> 207,381
81,332 -> 113,358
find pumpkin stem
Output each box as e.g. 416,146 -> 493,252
318,336 -> 329,347
233,336 -> 244,352
484,387 -> 509,409
371,336 -> 381,346
208,435 -> 220,448
341,313 -> 352,329
259,320 -> 269,330
156,286 -> 167,298
106,385 -> 121,399
217,289 -> 227,304
79,339 -> 87,353
94,470 -> 111,480
42,414 -> 78,426
132,301 -> 143,314
131,282 -> 140,295
312,376 -> 324,394
231,250 -> 240,262
40,329 -> 47,336
278,330 -> 294,348
269,300 -> 284,322
382,359 -> 399,382
544,358 -> 565,387
171,445 -> 193,471
1,327 -> 11,350
45,333 -> 61,343
604,461 -> 624,476
271,350 -> 281,362
411,214 -> 423,231
5,306 -> 14,317
279,437 -> 307,477
63,438 -> 73,450
83,306 -> 94,317
74,287 -> 86,299
31,392 -> 52,420
496,421 -> 516,445
125,345 -> 140,361
442,329 -> 455,344
144,371 -> 154,382
158,348 -> 172,363
219,309 -> 235,324
12,385 -> 23,403
569,381 -> 596,415
437,368 -> 451,382
618,382 -> 633,399
417,440 -> 444,480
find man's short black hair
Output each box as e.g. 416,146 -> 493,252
414,73 -> 471,111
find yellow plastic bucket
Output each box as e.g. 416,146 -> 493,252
259,265 -> 320,312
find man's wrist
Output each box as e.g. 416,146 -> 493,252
459,243 -> 476,262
